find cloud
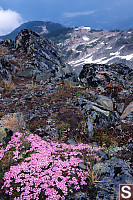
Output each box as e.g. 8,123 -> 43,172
0,7 -> 23,36
63,10 -> 95,18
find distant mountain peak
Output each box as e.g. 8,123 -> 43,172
0,21 -> 72,41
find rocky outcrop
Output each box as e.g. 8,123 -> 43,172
0,39 -> 14,49
77,63 -> 133,136
0,29 -> 77,84
0,112 -> 25,144
15,29 -> 77,81
79,63 -> 132,89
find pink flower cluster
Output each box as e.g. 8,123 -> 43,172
0,131 -> 100,200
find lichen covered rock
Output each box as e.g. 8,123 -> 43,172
121,101 -> 133,122
0,124 -> 7,143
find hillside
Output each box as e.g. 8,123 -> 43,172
57,27 -> 133,73
0,21 -> 73,42
0,29 -> 133,200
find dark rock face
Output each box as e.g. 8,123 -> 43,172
66,192 -> 90,200
79,63 -> 133,89
0,58 -> 17,82
0,112 -> 26,134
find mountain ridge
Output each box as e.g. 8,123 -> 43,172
0,21 -> 73,41
1,21 -> 133,72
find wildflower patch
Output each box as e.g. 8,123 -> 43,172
0,131 -> 101,200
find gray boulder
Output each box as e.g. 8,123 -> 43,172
75,98 -> 120,137
86,103 -> 120,136
96,95 -> 113,110
121,101 -> 133,122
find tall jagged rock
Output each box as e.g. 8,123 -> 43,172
15,29 -> 76,81
0,29 -> 77,83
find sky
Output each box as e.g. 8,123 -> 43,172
0,0 -> 133,36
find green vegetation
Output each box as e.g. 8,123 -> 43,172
48,30 -> 72,43
0,126 -> 7,144
58,122 -> 70,138
76,90 -> 82,97
76,44 -> 85,51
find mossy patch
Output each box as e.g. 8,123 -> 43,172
0,125 -> 7,143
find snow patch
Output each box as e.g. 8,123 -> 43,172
106,46 -> 112,49
69,53 -> 133,68
110,51 -> 120,56
82,36 -> 89,41
87,38 -> 99,45
119,45 -> 125,51
82,26 -> 91,31
120,54 -> 133,60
